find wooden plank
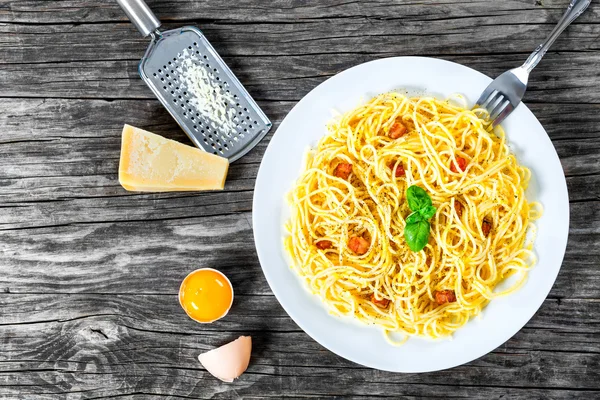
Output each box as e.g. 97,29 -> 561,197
0,13 -> 598,66
0,294 -> 598,398
1,0 -> 598,24
1,370 -> 598,399
2,52 -> 600,105
0,213 -> 268,295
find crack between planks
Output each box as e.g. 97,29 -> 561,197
501,347 -> 600,356
0,291 -> 274,296
0,94 -> 598,106
0,138 -> 57,145
1,11 -> 598,26
0,291 -> 596,301
551,135 -> 600,142
0,57 -> 140,66
9,191 -> 595,208
122,324 -> 301,336
564,171 -> 600,178
88,392 -> 201,400
0,196 -> 252,215
0,315 -> 302,333
0,188 -> 255,204
0,209 -> 253,232
569,197 -> 600,204
0,48 -> 597,67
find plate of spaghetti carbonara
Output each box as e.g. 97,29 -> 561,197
253,57 -> 569,372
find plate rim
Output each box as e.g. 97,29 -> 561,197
252,55 -> 570,372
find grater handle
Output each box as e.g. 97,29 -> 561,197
116,0 -> 161,37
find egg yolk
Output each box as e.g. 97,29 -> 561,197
179,269 -> 233,323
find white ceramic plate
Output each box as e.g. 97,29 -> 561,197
252,57 -> 569,372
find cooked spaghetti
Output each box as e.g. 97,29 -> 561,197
284,92 -> 541,342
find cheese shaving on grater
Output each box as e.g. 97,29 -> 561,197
177,49 -> 237,134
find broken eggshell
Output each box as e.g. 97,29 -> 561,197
198,336 -> 252,382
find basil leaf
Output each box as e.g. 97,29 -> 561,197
419,205 -> 437,220
404,186 -> 435,252
406,185 -> 432,212
406,212 -> 423,224
404,220 -> 430,252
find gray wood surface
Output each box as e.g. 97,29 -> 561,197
1,0 -> 599,398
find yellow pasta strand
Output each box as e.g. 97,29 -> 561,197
284,92 -> 540,341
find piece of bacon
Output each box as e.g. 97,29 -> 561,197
482,218 -> 492,237
454,201 -> 463,218
316,240 -> 332,250
371,294 -> 390,308
434,290 -> 457,304
348,236 -> 369,255
333,163 -> 352,179
388,121 -> 407,139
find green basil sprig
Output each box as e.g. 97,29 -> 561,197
404,185 -> 437,252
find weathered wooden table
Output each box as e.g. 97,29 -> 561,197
1,0 -> 599,398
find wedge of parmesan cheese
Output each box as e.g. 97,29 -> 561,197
118,125 -> 229,192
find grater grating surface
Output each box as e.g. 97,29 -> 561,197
139,27 -> 271,162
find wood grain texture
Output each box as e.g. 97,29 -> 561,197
0,0 -> 599,398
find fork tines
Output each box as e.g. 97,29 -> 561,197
475,90 -> 514,127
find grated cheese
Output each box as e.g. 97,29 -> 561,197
177,49 -> 237,134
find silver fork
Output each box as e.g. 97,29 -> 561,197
475,0 -> 591,127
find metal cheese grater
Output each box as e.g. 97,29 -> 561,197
116,0 -> 272,162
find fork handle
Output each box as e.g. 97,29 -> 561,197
522,0 -> 591,72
